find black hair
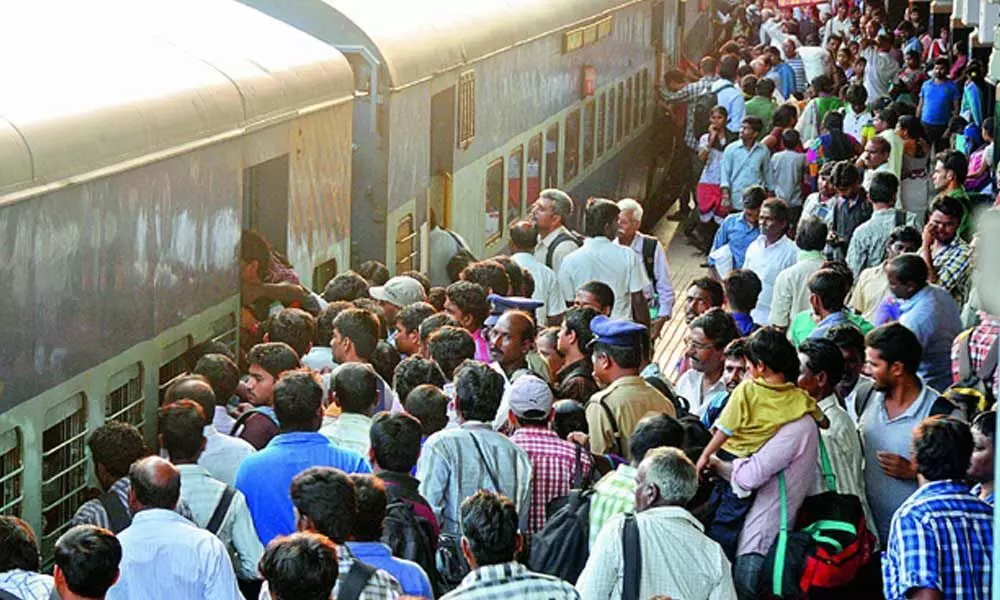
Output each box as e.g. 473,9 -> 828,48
888,253 -> 929,288
771,104 -> 798,129
865,323 -> 923,375
427,326 -> 477,379
358,261 -> 390,286
396,302 -> 437,336
454,360 -> 506,423
332,308 -> 380,361
930,194 -> 967,220
781,128 -> 800,149
630,413 -> 685,463
445,280 -> 491,326
796,217 -> 828,252
746,326 -> 800,382
87,421 -> 151,479
948,115 -> 969,135
509,219 -> 539,250
400,270 -> 432,295
876,106 -> 899,129
393,356 -> 446,410
54,525 -> 122,598
129,458 -> 181,510
459,491 -> 520,566
593,337 -> 645,370
404,384 -> 450,436
808,269 -> 850,311
723,271 -> 762,315
578,281 -> 615,312
742,74 -> 759,96
322,271 -> 370,303
290,467 -> 356,544
691,307 -> 741,351
552,400 -> 589,440
371,341 -> 401,387
158,400 -> 206,461
742,185 -> 767,209
193,353 -> 241,407
419,312 -> 461,346
349,475 -> 387,542
889,224 -> 922,248
265,308 -> 316,358
867,172 -> 899,206
825,323 -> 866,354
845,83 -> 868,107
584,198 -> 620,238
491,256 -> 525,297
690,277 -> 726,307
756,77 -> 776,97
273,370 -> 324,431
974,410 -> 996,441
811,74 -> 834,95
370,412 -> 423,473
913,416 -> 974,481
798,338 -> 846,390
742,115 -> 764,134
821,111 -> 853,161
260,532 -> 339,600
719,54 -> 740,80
762,197 -> 791,225
241,230 -> 272,276
830,160 -> 861,188
163,374 -> 216,425
315,301 -> 353,347
724,337 -> 750,360
331,363 -> 378,415
461,260 -> 512,296
562,306 -> 600,355
247,342 -> 301,379
896,115 -> 927,143
427,287 -> 447,312
0,516 -> 40,572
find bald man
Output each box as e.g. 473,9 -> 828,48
108,457 -> 243,600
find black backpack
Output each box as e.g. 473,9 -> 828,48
945,328 -> 999,414
544,230 -> 585,269
693,83 -> 733,137
528,444 -> 593,584
382,501 -> 440,594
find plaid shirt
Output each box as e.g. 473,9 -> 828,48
510,427 -> 593,533
440,561 -> 579,600
658,75 -> 719,150
259,544 -> 402,600
952,314 -> 1000,400
588,464 -> 637,548
883,480 -> 993,600
932,237 -> 972,305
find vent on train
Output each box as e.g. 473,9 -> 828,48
105,363 -> 145,429
0,428 -> 23,517
41,395 -> 88,558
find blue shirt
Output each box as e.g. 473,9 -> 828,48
808,310 -> 853,340
709,212 -> 760,269
235,431 -> 371,545
346,542 -> 433,598
731,311 -> 755,336
719,140 -> 771,210
919,79 -> 959,126
883,480 -> 993,600
897,284 -> 963,392
774,62 -> 797,99
713,79 -> 745,133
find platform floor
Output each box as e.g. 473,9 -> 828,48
650,216 -> 706,374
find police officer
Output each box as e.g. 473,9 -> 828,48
585,316 -> 676,459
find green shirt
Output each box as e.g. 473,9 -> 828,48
789,310 -> 874,348
588,464 -> 637,549
745,96 -> 776,131
946,187 -> 974,241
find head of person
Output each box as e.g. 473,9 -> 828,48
394,302 -> 436,357
969,411 -> 996,487
927,194 -> 966,246
741,185 -> 767,227
418,312 -> 460,356
404,384 -> 450,436
886,253 -> 928,301
459,491 -> 520,569
575,280 -> 615,316
507,374 -> 555,429
157,400 -> 206,463
700,55 -> 719,77
825,323 -> 867,395
874,105 -> 898,133
686,308 -> 740,377
192,353 -> 241,409
264,308 -> 316,358
392,356 -> 445,410
552,399 -> 589,440
509,219 -> 539,253
371,341 -> 401,386
685,277 -> 725,323
846,83 -> 868,113
742,73 -> 760,96
127,456 -> 181,513
864,137 -> 892,172
369,411 -> 423,474
812,74 -> 835,97
489,311 -> 535,372
830,161 -> 862,200
313,301 -> 353,351
535,327 -> 564,375
719,54 -> 740,82
289,466 -> 356,543
87,421 -> 150,491
709,105 -> 729,131
629,412 -> 686,466
825,33 -> 842,55
759,198 -> 790,242
0,516 -> 41,574
247,342 -> 301,407
260,532 -> 339,600
771,104 -> 799,131
427,325 -> 476,380
273,370 -> 325,432
817,162 -> 837,198
584,197 -> 620,239
591,319 -> 649,386
884,225 -> 922,261
821,110 -> 845,137
358,261 -> 390,287
53,525 -> 121,600
322,271 -> 370,303
369,276 -> 427,326
163,373 -> 216,425
931,56 -> 950,80
330,363 -> 378,416
912,416 -> 974,484
722,338 -> 750,392
864,323 -> 923,391
781,128 -> 800,151
491,257 -> 525,298
795,217 -> 828,254
461,261 -> 512,296
932,149 -> 969,193
444,281 -> 491,333
616,198 -> 644,243
807,268 -> 850,315
454,360 -> 506,424
349,475 -> 389,543
739,116 -> 764,145
797,338 -> 846,401
530,189 -> 574,235
634,447 -> 699,512
782,37 -> 798,59
558,305 -> 600,361
239,230 -> 277,285
330,308 -> 380,364
745,326 -> 800,383
895,115 -> 927,143
852,56 -> 867,77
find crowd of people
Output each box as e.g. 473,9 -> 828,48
1,1 -> 999,599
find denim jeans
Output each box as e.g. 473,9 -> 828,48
734,552 -> 766,600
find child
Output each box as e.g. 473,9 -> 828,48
741,74 -> 759,100
770,129 -> 807,224
745,78 -> 777,131
799,161 -> 837,229
694,106 -> 731,245
842,84 -> 874,143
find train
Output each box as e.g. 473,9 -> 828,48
0,0 -> 702,559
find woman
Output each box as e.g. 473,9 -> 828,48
969,411 -> 995,506
797,75 -> 843,141
807,112 -> 862,190
949,41 -> 970,82
892,50 -> 927,105
761,104 -> 800,153
896,115 -> 932,218
967,118 -> 996,193
927,27 -> 948,61
961,60 -> 988,127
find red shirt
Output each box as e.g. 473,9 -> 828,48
510,427 -> 592,533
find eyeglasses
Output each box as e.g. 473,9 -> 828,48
684,338 -> 715,351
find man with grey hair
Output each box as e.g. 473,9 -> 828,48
616,198 -> 675,339
577,448 -> 735,600
530,188 -> 583,272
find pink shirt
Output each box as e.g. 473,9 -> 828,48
472,329 -> 491,363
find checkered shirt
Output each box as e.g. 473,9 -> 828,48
510,427 -> 593,534
587,464 -> 638,548
932,238 -> 972,305
440,561 -> 580,600
952,315 -> 1000,400
882,480 -> 993,600
259,544 -> 402,600
658,75 -> 720,150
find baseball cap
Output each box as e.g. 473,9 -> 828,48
508,374 -> 555,419
369,276 -> 426,308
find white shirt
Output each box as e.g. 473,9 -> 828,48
558,237 -> 650,320
319,412 -> 373,456
769,251 -> 826,328
674,369 -> 727,417
617,234 -> 676,316
302,346 -> 337,373
743,234 -> 799,325
108,508 -> 244,600
213,406 -> 236,438
533,225 -> 579,273
0,570 -> 54,600
511,251 -> 566,325
199,425 -> 256,486
176,464 -> 265,580
577,506 -> 735,600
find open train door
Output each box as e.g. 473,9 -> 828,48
428,86 -> 456,234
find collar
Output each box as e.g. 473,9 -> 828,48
269,431 -> 332,446
583,236 -> 613,248
332,413 -> 373,427
816,310 -> 851,328
464,561 -> 529,586
915,479 -> 973,498
933,236 -> 965,254
898,284 -> 932,312
203,424 -> 220,438
601,375 -> 647,394
460,421 -> 492,431
511,426 -> 560,440
700,74 -> 720,85
558,358 -> 593,379
511,251 -> 535,264
798,250 -> 825,261
615,464 -> 639,479
818,394 -> 840,412
131,507 -> 190,526
731,311 -> 754,328
739,213 -> 760,228
538,226 -> 570,247
345,541 -> 392,559
881,383 -> 937,423
616,234 -> 644,251
640,505 -> 706,531
376,470 -> 422,489
749,377 -> 797,393
176,463 -> 214,478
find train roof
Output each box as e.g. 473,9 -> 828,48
0,0 -> 355,202
241,0 -> 640,91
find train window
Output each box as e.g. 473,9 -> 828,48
313,260 -> 338,296
485,159 -> 504,243
158,336 -> 192,406
640,69 -> 650,124
624,78 -> 633,137
544,123 -> 560,188
41,394 -> 88,557
583,101 -> 596,168
597,94 -> 607,157
527,134 -> 542,204
0,428 -> 23,516
105,363 -> 144,429
395,214 -> 417,273
210,312 -> 239,354
507,146 -> 524,225
615,82 -> 624,142
608,89 -> 616,148
564,110 -> 580,183
458,70 -> 476,147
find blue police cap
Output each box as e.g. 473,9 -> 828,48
485,294 -> 544,326
588,315 -> 648,347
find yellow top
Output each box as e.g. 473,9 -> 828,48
715,378 -> 825,457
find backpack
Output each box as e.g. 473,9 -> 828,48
445,230 -> 477,281
639,235 -> 658,286
528,444 -> 593,584
945,328 -> 999,414
229,406 -> 280,437
544,230 -> 585,269
622,514 -> 642,600
383,501 -> 440,594
693,82 -> 733,137
97,491 -> 132,534
337,560 -> 378,600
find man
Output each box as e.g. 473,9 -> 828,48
488,309 -> 542,429
322,271 -> 370,303
800,269 -> 859,343
782,38 -> 808,96
708,186 -> 764,274
826,324 -> 874,423
684,277 -> 726,324
585,317 -> 676,458
320,363 -> 378,455
887,254 -> 963,391
823,5 -> 850,44
764,47 -> 796,100
461,261 -> 512,297
857,134 -> 893,191
657,55 -> 721,155
578,448 -> 735,600
442,491 -> 580,599
444,280 -> 493,363
236,342 -> 301,449
392,356 -> 446,408
858,324 -> 962,543
53,525 -> 122,600
745,78 -> 777,130
258,533 -> 341,600
860,34 -> 900,104
510,219 -> 566,326
393,301 -> 436,358
236,371 -> 371,545
828,162 -> 873,262
875,106 -> 904,179
331,308 -> 403,413
931,149 -> 973,240
714,55 -> 746,134
743,198 -> 799,325
769,217 -> 828,329
719,117 -> 771,211
303,302 -> 351,373
163,374 -> 255,486
417,361 -> 532,534
0,516 -> 54,598
107,456 -> 243,600
701,338 -> 751,428
951,310 -> 1000,405
675,308 -> 739,416
508,375 -> 593,535
574,281 -> 614,316
530,189 -> 582,272
369,412 -> 439,535
850,225 -> 922,323
918,58 -> 960,149
192,352 -> 244,434
558,198 -> 650,323
264,308 -> 315,359
616,198 -> 675,338
883,416 -> 993,600
368,276 -> 426,333
158,400 -> 264,583
921,194 -> 972,304
555,306 -> 601,404
348,475 -> 434,598
846,172 -> 919,276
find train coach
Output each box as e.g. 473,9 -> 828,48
0,0 -> 355,558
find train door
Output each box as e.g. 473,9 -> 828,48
429,87 -> 456,230
651,1 -> 665,78
242,155 -> 290,255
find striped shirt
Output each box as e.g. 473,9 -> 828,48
510,427 -> 592,533
0,570 -> 54,600
71,476 -> 194,531
588,464 -> 637,548
657,75 -> 721,150
441,561 -> 580,600
258,544 -> 402,600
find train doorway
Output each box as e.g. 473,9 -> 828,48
429,86 -> 456,229
242,155 -> 290,255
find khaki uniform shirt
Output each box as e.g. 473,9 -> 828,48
585,375 -> 675,459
